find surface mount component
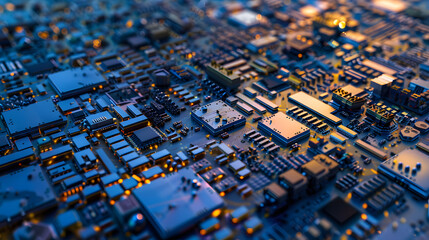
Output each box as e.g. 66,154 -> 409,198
133,168 -> 224,239
258,112 -> 310,146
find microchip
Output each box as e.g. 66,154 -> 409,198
72,133 -> 91,150
260,77 -> 289,91
1,100 -> 66,139
132,168 -> 224,239
15,137 -> 33,151
228,10 -> 264,29
127,36 -> 149,49
85,111 -> 115,131
99,58 -> 125,72
342,84 -> 365,97
57,98 -> 80,113
48,65 -> 106,99
191,100 -> 246,136
258,112 -> 310,146
130,126 -> 162,149
24,61 -> 57,76
0,165 -> 57,227
321,197 -> 359,225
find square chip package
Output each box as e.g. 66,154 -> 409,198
48,65 -> 106,99
0,165 -> 57,227
258,112 -> 310,146
133,168 -> 224,239
1,100 -> 66,139
321,197 -> 359,225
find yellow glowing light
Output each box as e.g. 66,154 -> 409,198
5,3 -> 15,11
212,209 -> 222,217
126,20 -> 133,28
93,39 -> 101,48
38,31 -> 49,39
15,26 -> 23,33
339,21 -> 346,29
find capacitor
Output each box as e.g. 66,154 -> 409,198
404,165 -> 410,173
416,162 -> 421,170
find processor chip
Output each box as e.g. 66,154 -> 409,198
48,65 -> 106,99
1,100 -> 66,139
133,168 -> 224,239
258,112 -> 310,146
321,197 -> 359,225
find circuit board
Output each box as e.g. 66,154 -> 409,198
0,0 -> 429,239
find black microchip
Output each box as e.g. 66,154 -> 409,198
321,197 -> 359,225
1,100 -> 66,139
130,126 -> 162,149
100,58 -> 125,71
57,98 -> 80,113
14,137 -> 32,151
127,36 -> 149,49
261,77 -> 289,91
24,61 -> 57,76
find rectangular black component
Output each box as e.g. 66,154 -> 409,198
100,58 -> 125,72
0,148 -> 35,172
133,168 -> 224,239
322,197 -> 359,225
24,61 -> 57,76
48,65 -> 106,99
96,148 -> 117,174
39,145 -> 73,165
119,115 -> 149,134
85,111 -> 115,132
130,126 -> 162,149
0,165 -> 57,228
1,100 -> 66,139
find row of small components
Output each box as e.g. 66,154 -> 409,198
243,130 -> 280,154
287,106 -> 330,134
201,79 -> 229,100
259,154 -> 312,178
150,89 -> 182,115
